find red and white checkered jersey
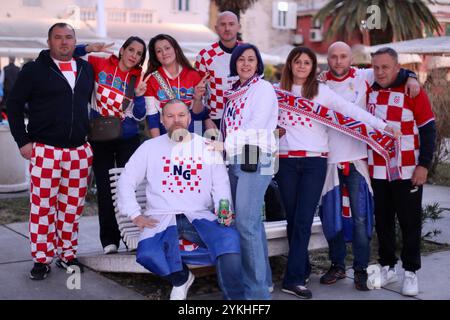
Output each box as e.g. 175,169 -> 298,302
144,66 -> 201,116
88,55 -> 141,119
367,86 -> 435,180
195,42 -> 236,120
53,58 -> 77,89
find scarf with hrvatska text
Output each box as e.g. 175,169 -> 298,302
274,87 -> 400,181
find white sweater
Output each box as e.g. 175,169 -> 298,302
278,82 -> 386,155
224,78 -> 278,157
325,68 -> 375,163
117,134 -> 233,220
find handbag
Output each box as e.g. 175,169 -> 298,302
88,75 -> 137,142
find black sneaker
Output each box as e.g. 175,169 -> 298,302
320,264 -> 346,284
281,285 -> 312,299
354,270 -> 370,291
56,258 -> 84,273
29,263 -> 51,280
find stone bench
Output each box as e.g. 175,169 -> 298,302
79,167 -> 327,273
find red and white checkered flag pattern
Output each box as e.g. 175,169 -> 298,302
29,142 -> 93,264
367,90 -> 422,180
195,42 -> 235,120
94,83 -> 126,119
178,239 -> 199,251
57,59 -> 77,89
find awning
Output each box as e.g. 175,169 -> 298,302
0,18 -> 280,64
0,39 -> 46,58
352,44 -> 422,65
369,36 -> 450,55
266,44 -> 327,65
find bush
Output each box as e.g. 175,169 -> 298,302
395,202 -> 444,247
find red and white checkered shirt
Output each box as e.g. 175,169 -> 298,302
367,86 -> 434,180
54,58 -> 77,89
195,42 -> 237,120
88,55 -> 141,119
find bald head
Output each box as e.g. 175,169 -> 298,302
215,11 -> 240,47
327,41 -> 351,56
217,11 -> 239,24
327,41 -> 352,78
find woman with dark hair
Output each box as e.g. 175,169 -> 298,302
143,34 -> 212,137
223,43 -> 278,300
76,36 -> 148,254
276,46 -> 394,299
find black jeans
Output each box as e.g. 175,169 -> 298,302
371,179 -> 423,272
91,135 -> 141,248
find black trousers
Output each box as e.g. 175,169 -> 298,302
371,179 -> 423,272
91,135 -> 141,248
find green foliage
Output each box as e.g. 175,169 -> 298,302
214,0 -> 258,16
394,202 -> 444,248
314,0 -> 442,45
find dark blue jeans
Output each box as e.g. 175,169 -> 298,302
327,164 -> 371,271
163,214 -> 245,300
275,157 -> 327,287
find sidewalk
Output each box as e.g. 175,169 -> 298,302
0,184 -> 449,300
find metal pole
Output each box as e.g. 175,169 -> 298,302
96,0 -> 107,38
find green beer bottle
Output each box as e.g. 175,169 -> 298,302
218,199 -> 230,225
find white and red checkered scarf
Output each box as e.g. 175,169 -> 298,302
275,87 -> 401,181
222,75 -> 261,136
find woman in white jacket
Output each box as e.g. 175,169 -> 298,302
223,43 -> 278,300
276,46 -> 396,299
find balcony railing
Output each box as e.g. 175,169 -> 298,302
80,7 -> 154,24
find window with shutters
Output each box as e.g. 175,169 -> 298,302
272,1 -> 297,30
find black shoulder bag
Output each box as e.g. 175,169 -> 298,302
88,75 -> 137,142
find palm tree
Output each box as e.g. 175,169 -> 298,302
214,0 -> 258,19
314,0 -> 442,45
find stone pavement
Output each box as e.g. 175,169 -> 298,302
0,184 -> 449,300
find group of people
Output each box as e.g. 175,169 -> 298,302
6,10 -> 435,301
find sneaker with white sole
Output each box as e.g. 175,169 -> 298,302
55,258 -> 84,273
103,244 -> 118,255
170,271 -> 195,300
402,271 -> 419,296
380,266 -> 398,287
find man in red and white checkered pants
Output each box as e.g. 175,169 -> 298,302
7,23 -> 94,280
367,48 -> 436,296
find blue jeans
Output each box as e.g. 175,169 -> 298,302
163,214 -> 245,300
228,153 -> 273,300
327,164 -> 371,271
275,157 -> 327,287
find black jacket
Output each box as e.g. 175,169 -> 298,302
7,50 -> 94,148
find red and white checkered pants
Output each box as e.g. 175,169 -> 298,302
29,142 -> 93,264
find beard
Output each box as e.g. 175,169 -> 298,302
168,126 -> 190,142
330,67 -> 350,78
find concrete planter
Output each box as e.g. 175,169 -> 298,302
0,122 -> 29,193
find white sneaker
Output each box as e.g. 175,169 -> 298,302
402,271 -> 419,296
170,271 -> 195,300
380,266 -> 398,287
268,285 -> 274,293
103,244 -> 118,255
